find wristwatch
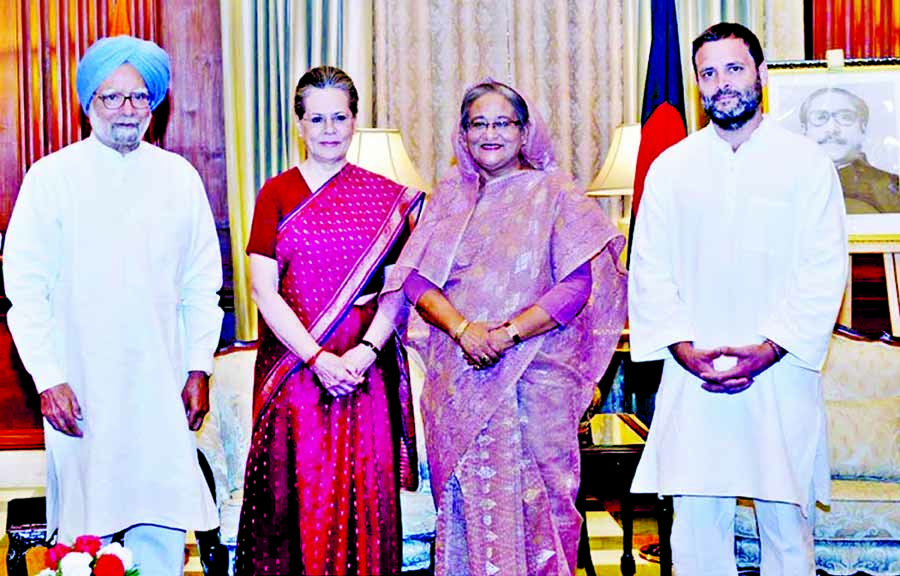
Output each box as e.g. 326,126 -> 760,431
502,321 -> 522,345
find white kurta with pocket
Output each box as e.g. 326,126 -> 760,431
4,135 -> 222,540
628,118 -> 847,509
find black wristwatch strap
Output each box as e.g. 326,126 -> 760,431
360,339 -> 380,355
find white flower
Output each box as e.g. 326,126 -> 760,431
58,551 -> 93,576
36,569 -> 56,576
98,541 -> 135,570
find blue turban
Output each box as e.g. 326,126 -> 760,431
76,35 -> 171,114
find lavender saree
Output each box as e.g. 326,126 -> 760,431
382,108 -> 627,575
236,164 -> 423,575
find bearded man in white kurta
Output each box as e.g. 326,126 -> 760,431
4,36 -> 222,575
629,23 -> 847,576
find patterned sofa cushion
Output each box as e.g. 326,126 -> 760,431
827,397 -> 900,480
400,348 -> 436,572
197,344 -> 256,536
199,344 -> 438,573
402,490 -> 437,570
737,534 -> 900,576
195,345 -> 257,575
820,335 -> 900,402
736,489 -> 900,576
735,332 -> 900,575
818,479 -> 900,541
735,484 -> 900,543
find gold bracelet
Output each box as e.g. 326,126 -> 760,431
451,319 -> 471,341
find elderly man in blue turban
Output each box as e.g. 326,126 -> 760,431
4,35 -> 222,575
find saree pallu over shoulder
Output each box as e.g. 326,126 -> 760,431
377,80 -> 626,573
381,167 -> 626,574
384,168 -> 627,503
252,163 -> 423,424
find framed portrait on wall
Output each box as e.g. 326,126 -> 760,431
765,59 -> 900,241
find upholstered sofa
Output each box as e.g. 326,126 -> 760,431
194,343 -> 255,574
195,343 -> 436,574
398,348 -> 438,572
735,329 -> 900,575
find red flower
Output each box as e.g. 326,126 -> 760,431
73,534 -> 102,556
47,543 -> 72,569
93,553 -> 126,576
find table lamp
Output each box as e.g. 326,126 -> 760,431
585,123 -> 640,227
346,128 -> 430,193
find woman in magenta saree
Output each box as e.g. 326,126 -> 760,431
235,66 -> 423,575
381,81 -> 627,575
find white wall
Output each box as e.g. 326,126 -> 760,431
0,450 -> 45,488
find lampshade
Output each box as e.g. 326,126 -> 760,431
585,123 -> 641,197
346,128 -> 430,192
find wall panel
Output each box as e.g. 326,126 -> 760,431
811,0 -> 900,58
0,0 -> 229,449
2,0 -> 161,230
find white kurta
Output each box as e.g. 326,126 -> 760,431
629,118 -> 847,509
4,135 -> 222,540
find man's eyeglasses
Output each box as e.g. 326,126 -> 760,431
465,118 -> 522,136
96,92 -> 152,110
806,109 -> 859,128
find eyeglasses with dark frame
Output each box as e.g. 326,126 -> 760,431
465,117 -> 523,136
806,109 -> 860,128
96,92 -> 152,110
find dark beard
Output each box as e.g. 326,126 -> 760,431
702,77 -> 762,131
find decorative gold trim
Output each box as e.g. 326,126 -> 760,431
849,234 -> 900,243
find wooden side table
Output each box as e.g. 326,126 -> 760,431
577,413 -> 672,576
839,237 -> 900,335
0,255 -> 44,450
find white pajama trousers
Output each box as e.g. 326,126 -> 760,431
102,523 -> 187,576
671,496 -> 815,576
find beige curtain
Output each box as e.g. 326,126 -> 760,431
290,0 -> 375,164
221,0 -> 371,340
625,0 -> 804,128
373,0 -> 626,215
220,0 -> 283,341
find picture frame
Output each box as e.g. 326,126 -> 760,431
765,58 -> 900,241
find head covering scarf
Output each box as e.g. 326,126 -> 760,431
452,78 -> 558,183
76,35 -> 171,114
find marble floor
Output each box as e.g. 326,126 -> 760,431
578,509 -> 664,576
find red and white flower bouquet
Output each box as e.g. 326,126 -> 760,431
26,535 -> 139,576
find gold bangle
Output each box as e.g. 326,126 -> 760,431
451,319 -> 471,342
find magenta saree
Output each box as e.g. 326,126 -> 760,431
382,99 -> 627,575
236,164 -> 423,575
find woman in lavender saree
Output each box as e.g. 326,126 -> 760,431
381,81 -> 627,575
235,66 -> 423,575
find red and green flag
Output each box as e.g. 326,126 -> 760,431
632,0 -> 688,219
